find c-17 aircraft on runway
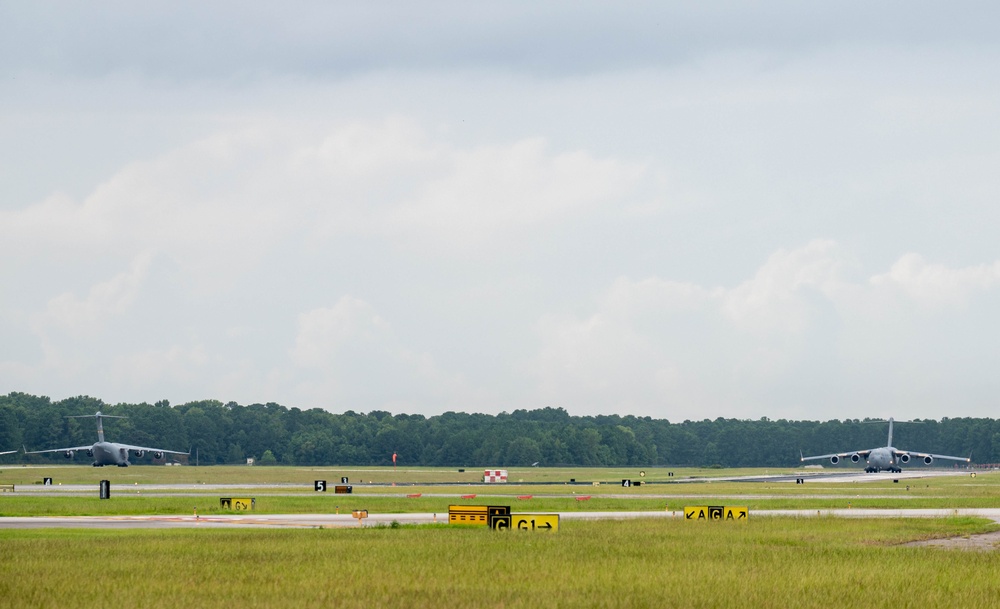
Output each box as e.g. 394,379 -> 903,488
25,412 -> 189,467
800,418 -> 971,473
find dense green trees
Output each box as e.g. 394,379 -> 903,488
0,392 -> 991,467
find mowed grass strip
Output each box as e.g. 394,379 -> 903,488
6,492 -> 1000,517
2,518 -> 999,608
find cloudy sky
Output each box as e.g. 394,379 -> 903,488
2,2 -> 999,420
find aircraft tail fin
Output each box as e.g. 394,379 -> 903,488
66,412 -> 126,444
887,417 -> 894,447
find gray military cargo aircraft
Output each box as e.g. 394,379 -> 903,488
26,412 -> 188,467
800,418 -> 970,473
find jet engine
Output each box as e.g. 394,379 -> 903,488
153,451 -> 163,460
830,455 -> 840,464
899,454 -> 910,464
64,450 -> 74,459
133,450 -> 145,458
850,453 -> 861,463
923,455 -> 934,465
86,449 -> 94,457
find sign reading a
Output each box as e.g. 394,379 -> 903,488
724,506 -> 749,521
684,506 -> 707,520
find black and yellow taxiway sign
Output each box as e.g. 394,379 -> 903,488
449,505 -> 511,526
510,513 -> 559,532
220,497 -> 256,510
684,505 -> 747,521
684,506 -> 707,520
724,506 -> 748,521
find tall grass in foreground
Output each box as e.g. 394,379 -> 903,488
2,518 -> 999,608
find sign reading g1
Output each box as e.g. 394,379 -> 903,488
512,514 -> 559,532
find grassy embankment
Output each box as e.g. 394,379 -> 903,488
2,518 -> 999,608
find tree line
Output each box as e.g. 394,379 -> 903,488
0,392 -> 993,467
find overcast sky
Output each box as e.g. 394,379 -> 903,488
3,2 -> 1000,421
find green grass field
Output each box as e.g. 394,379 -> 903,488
2,465 -> 998,516
2,518 -> 999,609
3,466 -> 1000,607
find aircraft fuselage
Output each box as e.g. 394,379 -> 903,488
91,442 -> 131,467
64,442 -> 145,467
864,447 -> 900,473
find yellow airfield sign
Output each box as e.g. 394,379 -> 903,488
220,497 -> 256,511
449,505 -> 510,526
684,505 -> 747,521
684,506 -> 707,520
449,505 -> 489,525
502,513 -> 559,532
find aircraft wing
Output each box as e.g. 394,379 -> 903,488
894,450 -> 970,463
115,444 -> 190,456
25,445 -> 95,455
0,449 -> 17,455
800,449 -> 872,462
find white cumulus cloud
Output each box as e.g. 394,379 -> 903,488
530,242 -> 1000,419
